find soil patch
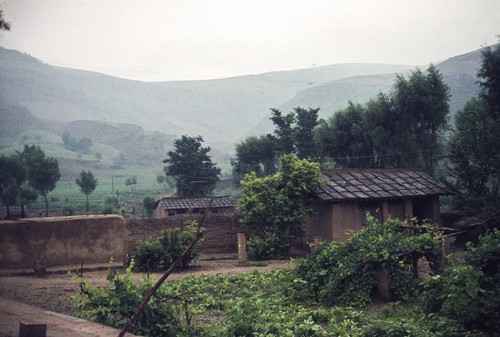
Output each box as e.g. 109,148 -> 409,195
0,256 -> 291,316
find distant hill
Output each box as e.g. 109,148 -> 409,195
0,47 -> 413,148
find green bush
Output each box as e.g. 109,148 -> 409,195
133,221 -> 202,272
293,216 -> 442,306
420,229 -> 500,334
73,261 -> 182,337
133,239 -> 165,272
247,230 -> 290,260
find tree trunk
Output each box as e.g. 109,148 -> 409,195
43,192 -> 48,217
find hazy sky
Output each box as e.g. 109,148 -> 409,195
1,0 -> 499,82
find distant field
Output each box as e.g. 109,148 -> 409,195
28,165 -> 171,217
1,129 -> 236,218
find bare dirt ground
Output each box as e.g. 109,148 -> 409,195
0,256 -> 291,337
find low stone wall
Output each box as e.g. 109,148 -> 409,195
0,215 -> 126,270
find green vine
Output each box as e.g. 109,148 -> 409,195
293,215 -> 443,306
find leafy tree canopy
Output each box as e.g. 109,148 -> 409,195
19,145 -> 61,216
0,154 -> 26,218
231,134 -> 277,185
448,40 -> 500,215
76,170 -> 98,212
237,154 -> 322,257
163,135 -> 221,197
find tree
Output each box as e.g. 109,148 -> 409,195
125,175 -> 137,192
270,108 -> 295,154
231,134 -> 277,185
20,145 -> 61,216
448,41 -> 500,213
237,154 -> 322,257
393,65 -> 450,175
19,183 -> 38,218
163,135 -> 221,197
315,102 -> 374,168
314,65 -> 449,174
143,196 -> 156,218
0,155 -> 25,218
76,170 -> 98,213
478,40 -> 500,119
0,10 -> 10,31
270,107 -> 320,158
294,107 -> 320,160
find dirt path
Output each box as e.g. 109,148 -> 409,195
0,257 -> 291,337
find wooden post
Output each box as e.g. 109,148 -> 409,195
237,233 -> 247,265
19,322 -> 46,337
441,236 -> 450,269
376,263 -> 392,301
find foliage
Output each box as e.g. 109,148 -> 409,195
163,135 -> 221,197
448,41 -> 500,214
231,107 -> 319,184
247,231 -> 290,260
124,175 -> 137,192
315,65 -> 449,174
293,216 -> 442,306
75,170 -> 98,212
142,195 -> 156,218
237,154 -> 322,258
102,194 -> 121,214
73,225 -> 498,337
19,145 -> 61,216
315,102 -> 373,168
0,10 -> 11,31
73,261 -> 182,337
392,64 -> 450,175
133,221 -> 201,272
231,134 -> 277,185
61,132 -> 93,153
0,154 -> 25,217
75,266 -> 366,337
18,182 -> 38,217
420,230 -> 500,335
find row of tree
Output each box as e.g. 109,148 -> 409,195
0,145 -> 60,217
231,64 -> 449,181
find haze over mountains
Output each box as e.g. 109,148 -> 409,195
0,45 -> 484,156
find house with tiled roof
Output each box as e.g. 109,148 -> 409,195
305,168 -> 452,242
155,196 -> 236,217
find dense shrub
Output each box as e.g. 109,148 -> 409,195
133,221 -> 201,272
247,230 -> 290,260
73,261 -> 182,337
420,229 -> 500,335
293,215 -> 442,306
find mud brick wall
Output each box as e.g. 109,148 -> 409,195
0,215 -> 126,270
126,214 -> 241,256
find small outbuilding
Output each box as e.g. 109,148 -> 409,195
305,168 -> 452,242
155,196 -> 236,218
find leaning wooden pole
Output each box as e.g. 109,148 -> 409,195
118,205 -> 210,337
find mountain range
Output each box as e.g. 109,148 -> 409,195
0,45 -> 485,159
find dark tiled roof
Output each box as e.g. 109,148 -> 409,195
157,196 -> 236,210
317,169 -> 452,202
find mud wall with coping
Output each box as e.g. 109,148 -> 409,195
126,214 -> 240,256
0,215 -> 126,270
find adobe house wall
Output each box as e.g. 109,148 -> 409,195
306,202 -> 365,242
0,215 -> 126,270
